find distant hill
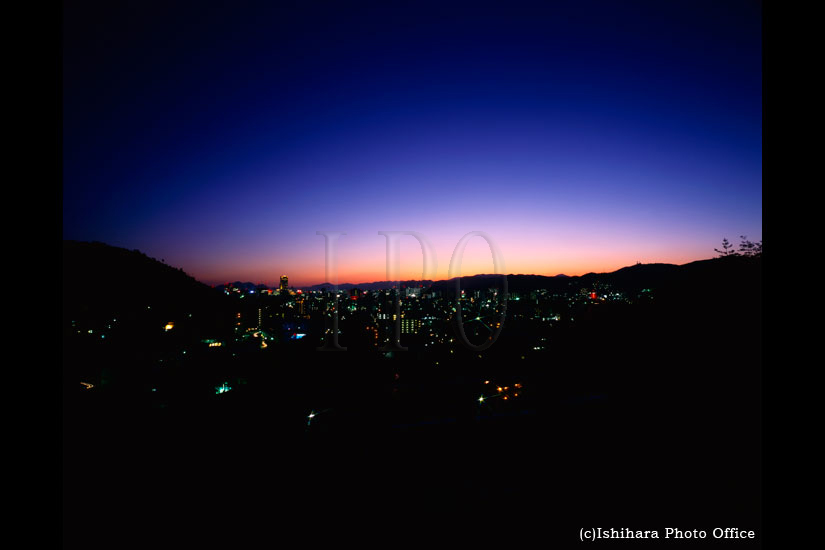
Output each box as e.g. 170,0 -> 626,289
304,280 -> 435,291
280,256 -> 761,295
426,256 -> 760,295
426,264 -> 678,293
430,273 -> 568,293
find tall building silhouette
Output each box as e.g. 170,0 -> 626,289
279,275 -> 288,293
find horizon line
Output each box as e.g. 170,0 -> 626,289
205,257 -> 724,289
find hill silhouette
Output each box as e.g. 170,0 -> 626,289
62,240 -> 233,394
304,279 -> 435,291
299,257 -> 759,295
63,240 -> 216,318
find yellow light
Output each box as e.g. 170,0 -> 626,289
164,322 -> 174,331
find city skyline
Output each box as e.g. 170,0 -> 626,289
63,0 -> 761,289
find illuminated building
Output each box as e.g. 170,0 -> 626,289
401,319 -> 421,334
280,275 -> 288,293
365,324 -> 380,346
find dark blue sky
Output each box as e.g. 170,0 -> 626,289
63,0 -> 761,286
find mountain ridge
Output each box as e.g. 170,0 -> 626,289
63,240 -> 759,295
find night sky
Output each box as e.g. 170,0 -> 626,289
63,0 -> 762,287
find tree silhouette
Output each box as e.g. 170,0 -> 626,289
738,235 -> 762,257
714,236 -> 762,258
752,240 -> 762,256
714,238 -> 737,257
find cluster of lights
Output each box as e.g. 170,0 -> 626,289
198,279 -> 644,358
479,380 -> 523,404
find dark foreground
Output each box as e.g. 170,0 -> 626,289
63,252 -> 761,547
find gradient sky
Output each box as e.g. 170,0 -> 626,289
63,0 -> 762,287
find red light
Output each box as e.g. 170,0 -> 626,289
590,292 -> 597,299
297,289 -> 302,294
